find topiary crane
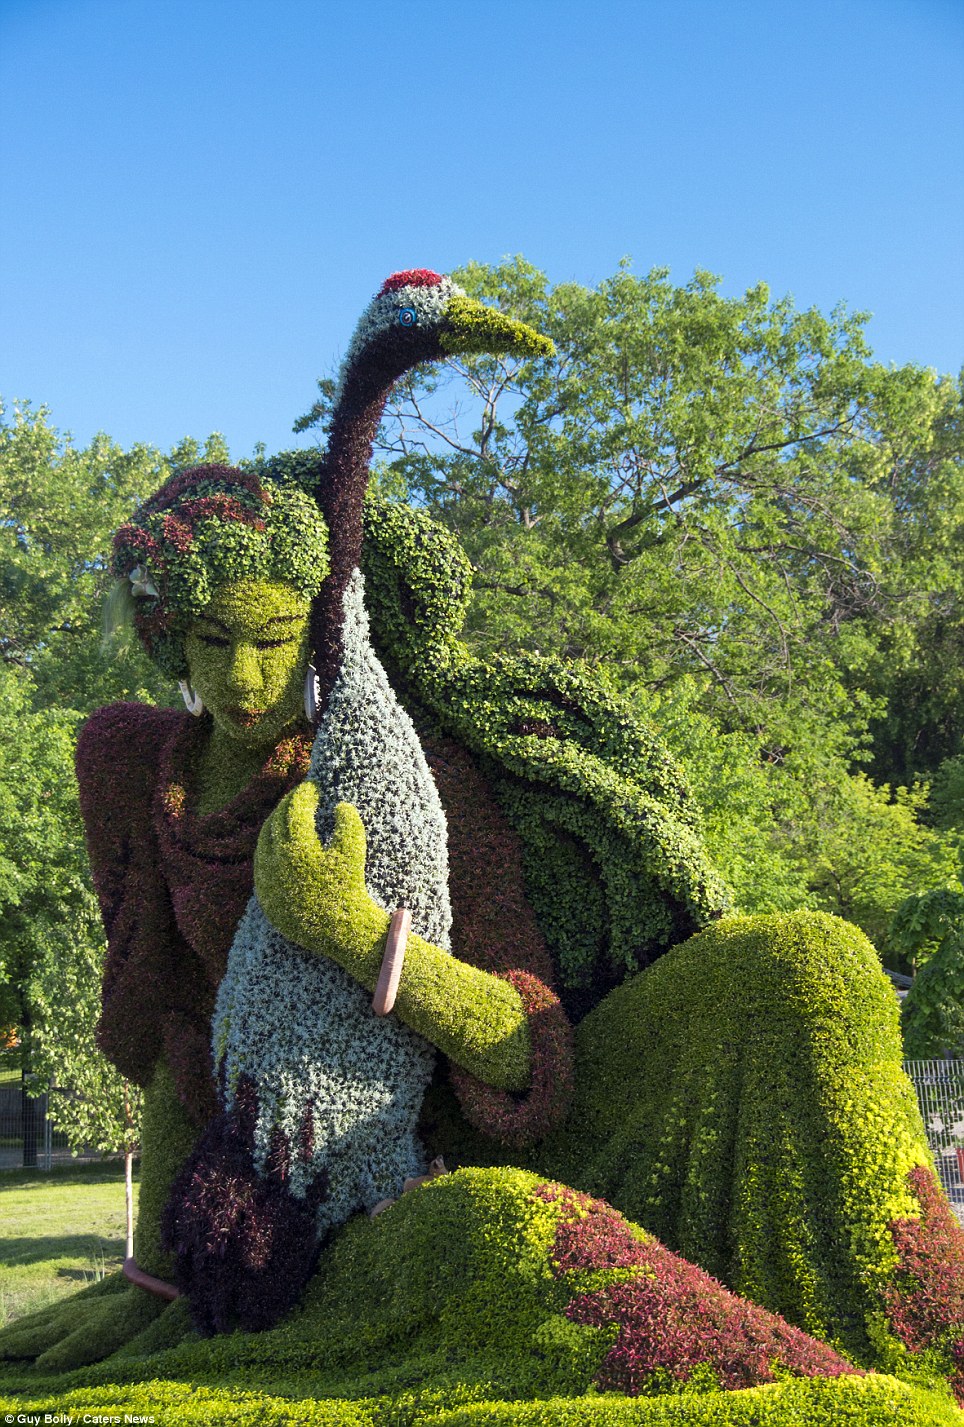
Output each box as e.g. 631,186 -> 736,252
161,271 -> 560,1333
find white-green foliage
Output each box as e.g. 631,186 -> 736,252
311,570 -> 452,945
213,571 -> 450,1232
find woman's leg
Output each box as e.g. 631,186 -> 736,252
135,1057 -> 203,1277
540,910 -> 948,1368
11,1164 -> 855,1401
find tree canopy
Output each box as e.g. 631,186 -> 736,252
0,401 -> 229,1149
301,261 -> 920,738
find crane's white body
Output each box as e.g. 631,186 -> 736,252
213,570 -> 451,1233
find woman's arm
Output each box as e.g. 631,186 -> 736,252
76,704 -> 180,1090
254,785 -> 532,1091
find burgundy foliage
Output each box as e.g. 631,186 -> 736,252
177,492 -> 267,527
135,464 -> 267,518
533,1183 -> 860,1395
449,970 -> 574,1148
161,1075 -> 327,1335
427,735 -> 575,1144
76,703 -> 309,1124
160,513 -> 194,552
884,1165 -> 964,1401
113,523 -> 163,569
113,467 -> 272,577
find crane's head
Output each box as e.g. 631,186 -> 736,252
307,268 -> 553,712
338,268 -> 554,391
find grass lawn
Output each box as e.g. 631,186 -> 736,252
0,1161 -> 136,1328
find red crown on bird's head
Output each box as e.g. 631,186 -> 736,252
378,269 -> 444,296
337,269 -> 462,392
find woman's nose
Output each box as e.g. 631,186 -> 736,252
226,641 -> 262,695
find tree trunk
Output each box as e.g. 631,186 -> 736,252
20,1076 -> 43,1169
124,1080 -> 134,1259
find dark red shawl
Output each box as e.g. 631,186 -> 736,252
76,703 -> 310,1123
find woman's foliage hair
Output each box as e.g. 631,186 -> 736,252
109,464 -> 329,678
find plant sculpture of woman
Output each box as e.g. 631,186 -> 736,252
3,275 -> 964,1424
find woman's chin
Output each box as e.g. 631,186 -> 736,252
210,707 -> 293,747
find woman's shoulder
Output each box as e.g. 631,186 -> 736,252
76,701 -> 186,798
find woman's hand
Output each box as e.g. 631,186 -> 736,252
254,782 -> 389,985
255,780 -> 533,1093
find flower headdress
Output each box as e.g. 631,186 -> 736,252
111,464 -> 329,679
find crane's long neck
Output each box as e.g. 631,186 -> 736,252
309,357 -> 399,712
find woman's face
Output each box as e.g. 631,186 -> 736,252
184,580 -> 311,747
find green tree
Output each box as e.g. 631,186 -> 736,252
627,677 -> 812,915
924,752 -> 964,893
889,889 -> 964,1056
0,400 -> 228,712
300,257 -> 890,758
0,661 -> 139,1152
782,772 -> 959,946
631,678 -> 959,942
0,402 -> 230,1153
854,367 -> 964,783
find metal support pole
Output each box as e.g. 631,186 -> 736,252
43,1081 -> 52,1170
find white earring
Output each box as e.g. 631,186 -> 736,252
178,680 -> 204,717
304,665 -> 320,722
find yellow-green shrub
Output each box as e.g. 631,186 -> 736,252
546,911 -> 930,1366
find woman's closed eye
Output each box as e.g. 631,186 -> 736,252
196,634 -> 298,650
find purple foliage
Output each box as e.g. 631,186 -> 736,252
533,1183 -> 859,1395
161,1076 -> 327,1335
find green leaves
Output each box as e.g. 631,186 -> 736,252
0,662 -> 138,1150
0,404 -> 232,1152
343,259 -> 885,734
888,889 -> 964,1058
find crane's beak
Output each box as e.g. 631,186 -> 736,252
440,294 -> 554,360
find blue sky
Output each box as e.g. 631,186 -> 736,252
1,0 -> 961,460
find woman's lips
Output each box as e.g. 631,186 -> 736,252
225,706 -> 265,728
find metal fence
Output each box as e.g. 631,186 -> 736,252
903,1058 -> 964,1204
0,1050 -> 102,1171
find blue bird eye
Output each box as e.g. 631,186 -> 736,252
398,307 -> 417,328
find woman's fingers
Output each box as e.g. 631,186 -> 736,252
286,779 -> 320,839
259,782 -> 321,876
255,788 -> 368,945
331,801 -> 366,866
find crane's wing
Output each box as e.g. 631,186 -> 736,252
361,494 -> 732,1020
